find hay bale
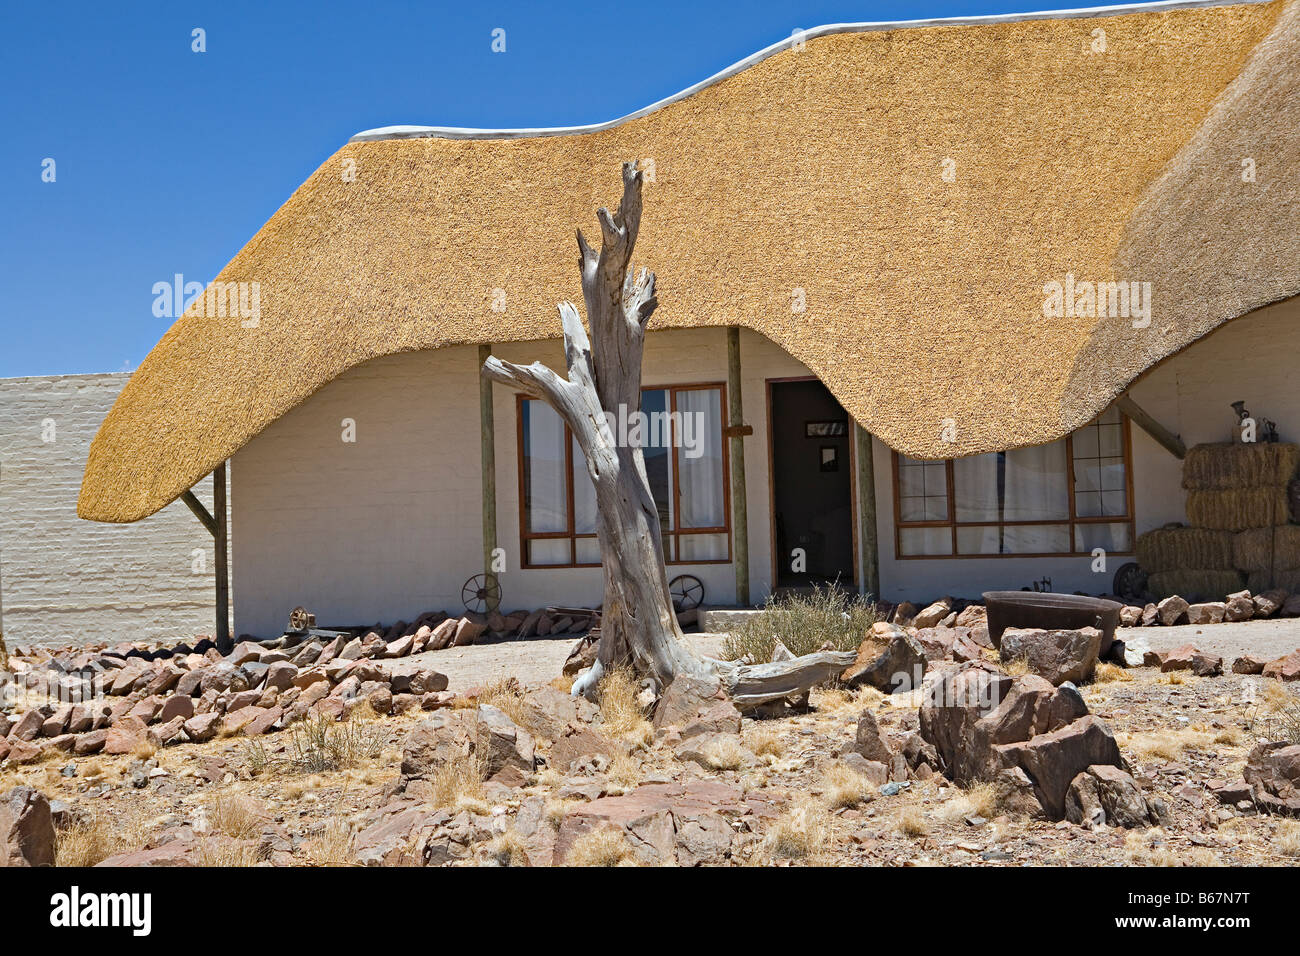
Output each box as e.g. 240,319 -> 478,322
1182,442 -> 1300,490
1246,568 -> 1300,593
1184,487 -> 1291,531
1232,526 -> 1300,573
1147,570 -> 1245,603
1135,527 -> 1236,573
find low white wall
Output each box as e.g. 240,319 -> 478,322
872,295 -> 1300,603
0,374 -> 219,647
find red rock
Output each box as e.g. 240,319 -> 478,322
1232,654 -> 1269,675
1263,651 -> 1300,682
451,616 -> 486,647
182,712 -> 221,743
244,705 -> 282,736
158,694 -> 195,723
74,730 -> 109,755
104,716 -> 148,755
1,786 -> 56,866
1156,596 -> 1189,626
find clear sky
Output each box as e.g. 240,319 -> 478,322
2,0 -> 1084,378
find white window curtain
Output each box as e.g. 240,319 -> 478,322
675,389 -> 725,528
524,402 -> 567,533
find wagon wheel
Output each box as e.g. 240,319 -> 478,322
669,574 -> 705,612
1112,562 -> 1147,601
461,574 -> 502,615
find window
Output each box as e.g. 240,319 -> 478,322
894,407 -> 1133,558
518,384 -> 731,567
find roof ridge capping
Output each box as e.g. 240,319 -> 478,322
349,0 -> 1273,143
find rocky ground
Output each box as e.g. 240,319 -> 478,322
3,620 -> 1299,867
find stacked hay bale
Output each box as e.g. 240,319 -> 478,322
1139,442 -> 1300,600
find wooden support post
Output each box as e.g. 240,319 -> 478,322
180,489 -> 218,537
1114,392 -> 1185,459
213,462 -> 231,650
726,327 -> 750,607
854,422 -> 880,600
478,344 -> 500,612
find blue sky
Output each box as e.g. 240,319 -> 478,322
2,0 -> 1082,377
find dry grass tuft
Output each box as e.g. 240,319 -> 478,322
55,814 -> 116,867
936,782 -> 998,824
193,836 -> 259,867
566,826 -> 640,867
820,764 -> 876,809
1001,656 -> 1030,678
700,735 -> 749,771
1276,820 -> 1300,858
430,753 -> 488,813
745,725 -> 787,759
482,830 -> 532,867
1122,727 -> 1215,763
607,751 -> 644,790
597,668 -> 653,748
208,792 -> 265,841
303,818 -> 355,866
762,799 -> 831,862
288,713 -> 384,773
895,807 -> 930,838
1093,662 -> 1133,684
722,585 -> 879,662
474,677 -> 529,725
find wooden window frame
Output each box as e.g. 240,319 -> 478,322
891,414 -> 1135,560
517,383 -> 733,569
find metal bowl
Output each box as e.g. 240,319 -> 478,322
982,591 -> 1123,656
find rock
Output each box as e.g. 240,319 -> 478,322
1140,603 -> 1160,626
1263,651 -> 1300,682
998,627 -> 1101,686
1224,592 -> 1255,623
891,602 -> 917,626
244,705 -> 283,736
225,641 -> 263,667
9,709 -> 44,742
851,709 -> 893,764
475,706 -> 536,782
103,716 -> 148,755
840,752 -> 890,786
1185,602 -> 1226,625
842,627 -> 926,693
1280,595 -> 1300,618
998,716 -> 1125,820
384,635 -> 415,659
653,675 -> 726,729
1243,742 -> 1300,815
73,730 -> 108,755
366,687 -> 393,716
516,686 -> 597,740
400,712 -> 476,777
919,667 -> 1013,784
182,712 -> 222,743
562,635 -> 600,677
452,616 -> 487,647
1118,605 -> 1143,627
264,661 -> 298,692
1115,634 -> 1151,668
680,700 -> 743,740
0,786 -> 56,866
387,665 -> 448,696
1156,595 -> 1189,626
1065,764 -> 1155,828
427,618 -> 459,651
954,605 -> 987,628
952,634 -> 985,663
550,726 -> 619,772
912,598 -> 953,629
1232,654 -> 1269,675
913,627 -> 956,662
1160,644 -> 1222,676
1253,589 -> 1288,618
158,694 -> 194,723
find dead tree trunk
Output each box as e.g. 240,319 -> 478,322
482,162 -> 854,707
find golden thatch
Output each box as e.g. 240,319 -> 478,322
80,1 -> 1300,522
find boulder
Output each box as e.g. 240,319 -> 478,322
264,661 -> 298,692
912,598 -> 953,629
1160,644 -> 1223,676
452,616 -> 487,647
1224,590 -> 1255,622
954,604 -> 987,628
158,694 -> 195,723
1064,764 -> 1155,828
1156,595 -> 1189,626
1118,605 -> 1143,628
1253,589 -> 1288,618
1263,651 -> 1300,682
1281,594 -> 1300,618
851,709 -> 893,764
913,627 -> 957,662
1232,654 -> 1269,675
182,712 -> 221,743
1243,742 -> 1300,815
998,627 -> 1101,686
549,726 -> 619,772
387,665 -> 448,696
996,716 -> 1125,820
1185,602 -> 1225,625
103,716 -> 148,755
476,706 -> 536,783
1140,603 -> 1160,626
653,675 -> 727,729
842,626 -> 927,693
0,786 -> 56,866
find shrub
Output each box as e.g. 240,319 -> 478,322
721,585 -> 879,663
289,713 -> 384,773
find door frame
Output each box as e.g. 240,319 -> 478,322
765,376 -> 859,592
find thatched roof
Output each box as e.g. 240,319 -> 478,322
80,0 -> 1300,522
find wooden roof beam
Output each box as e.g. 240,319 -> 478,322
1115,391 -> 1185,459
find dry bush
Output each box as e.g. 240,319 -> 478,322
1001,656 -> 1030,678
193,836 -> 259,867
243,739 -> 270,775
1247,684 -> 1300,745
55,815 -> 116,867
1092,662 -> 1132,684
289,713 -> 384,773
544,798 -> 579,829
1213,726 -> 1245,746
721,585 -> 878,662
430,753 -> 487,813
597,668 -> 653,747
895,807 -> 929,838
607,751 -> 644,790
482,830 -> 531,867
303,818 -> 355,866
937,782 -> 998,824
567,826 -> 639,867
208,792 -> 265,841
745,725 -> 787,759
1276,820 -> 1300,858
763,800 -> 831,862
700,736 -> 749,771
473,677 -> 529,725
820,764 -> 876,809
1122,728 -> 1214,763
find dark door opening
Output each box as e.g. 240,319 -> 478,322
769,379 -> 854,589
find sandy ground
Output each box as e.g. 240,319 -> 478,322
1124,619 -> 1300,663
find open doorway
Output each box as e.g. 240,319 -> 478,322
768,379 -> 854,590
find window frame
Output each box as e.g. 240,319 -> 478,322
891,413 -> 1135,560
516,382 -> 733,569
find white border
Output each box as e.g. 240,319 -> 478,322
349,0 -> 1269,143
